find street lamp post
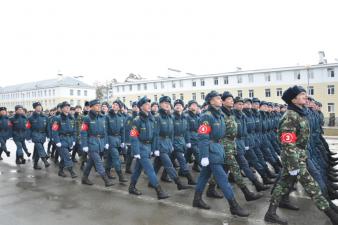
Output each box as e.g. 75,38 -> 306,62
305,65 -> 311,95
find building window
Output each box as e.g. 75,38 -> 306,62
265,89 -> 271,97
294,71 -> 301,80
276,72 -> 282,81
224,76 -> 229,84
48,89 -> 51,96
180,93 -> 184,100
154,83 -> 157,89
201,92 -> 205,100
70,99 -> 74,105
237,90 -> 242,98
144,83 -> 147,90
179,80 -> 183,88
200,79 -> 205,86
53,89 -> 55,96
70,89 -> 74,96
84,90 -> 87,96
237,75 -> 242,84
192,93 -> 196,100
192,80 -> 196,87
154,95 -> 158,102
328,85 -> 335,95
116,86 -> 120,92
172,81 -> 176,88
161,82 -> 165,89
77,90 -> 81,96
44,90 -> 47,96
308,86 -> 314,95
309,70 -> 314,79
328,68 -> 335,77
172,94 -> 176,100
122,86 -> 125,92
122,97 -> 126,103
214,77 -> 219,85
328,103 -> 335,113
276,88 -> 283,97
249,89 -> 254,98
137,84 -> 141,91
248,74 -> 254,83
264,73 -> 271,82
129,85 -> 133,91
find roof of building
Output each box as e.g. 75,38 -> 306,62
0,76 -> 94,93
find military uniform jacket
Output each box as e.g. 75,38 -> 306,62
10,114 -> 27,141
154,109 -> 174,154
198,106 -> 226,164
51,113 -> 76,148
173,111 -> 190,153
185,110 -> 200,146
0,115 -> 12,141
106,110 -> 125,148
26,112 -> 48,143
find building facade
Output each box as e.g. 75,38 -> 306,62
0,76 -> 96,111
110,63 -> 338,118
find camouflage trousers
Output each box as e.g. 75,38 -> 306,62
209,140 -> 246,188
270,162 -> 329,211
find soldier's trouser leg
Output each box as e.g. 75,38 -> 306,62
35,142 -> 47,158
15,140 -> 24,157
260,141 -> 277,165
191,145 -> 200,164
47,141 -> 53,155
131,157 -> 159,187
196,164 -> 235,200
235,151 -> 256,182
110,147 -> 122,172
226,155 -> 247,188
22,141 -> 30,156
253,145 -> 270,171
244,148 -> 266,177
307,158 -> 328,196
174,151 -> 189,175
159,153 -> 178,180
59,147 -> 73,169
153,156 -> 162,174
83,150 -> 105,177
125,145 -> 133,171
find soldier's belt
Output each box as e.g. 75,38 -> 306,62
60,133 -> 72,136
34,130 -> 46,133
89,134 -> 104,138
159,135 -> 170,138
141,140 -> 152,144
210,139 -> 221,143
109,133 -> 120,136
174,135 -> 184,137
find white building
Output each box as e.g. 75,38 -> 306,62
0,76 -> 96,111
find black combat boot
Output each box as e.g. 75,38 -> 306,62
5,150 -> 10,157
252,179 -> 270,192
240,186 -> 263,201
329,174 -> 338,183
117,170 -> 128,183
81,176 -> 94,185
33,161 -> 42,170
125,157 -> 132,174
105,168 -> 115,179
174,177 -> 191,190
266,169 -> 278,178
67,167 -> 78,178
155,185 -> 170,199
192,161 -> 201,172
278,195 -> 299,210
262,175 -> 275,185
272,162 -> 281,174
102,174 -> 114,187
41,157 -> 50,168
20,156 -> 26,164
329,181 -> 338,190
129,182 -> 142,195
264,202 -> 288,225
26,152 -> 32,157
329,201 -> 338,214
186,172 -> 196,185
228,198 -> 250,217
324,207 -> 338,225
58,168 -> 67,177
192,191 -> 211,209
161,170 -> 172,183
206,183 -> 223,198
16,157 -> 22,164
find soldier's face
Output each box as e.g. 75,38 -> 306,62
35,106 -> 42,113
234,102 -> 243,110
189,103 -> 198,112
132,106 -> 139,112
292,92 -> 307,106
62,106 -> 70,114
16,108 -> 24,115
102,105 -> 109,112
210,96 -> 222,108
112,103 -> 120,111
243,102 -> 251,109
141,102 -> 151,112
160,102 -> 171,111
0,110 -> 7,116
260,105 -> 267,111
151,105 -> 159,112
252,103 -> 260,109
174,104 -> 183,113
75,108 -> 82,113
91,104 -> 101,112
222,97 -> 233,108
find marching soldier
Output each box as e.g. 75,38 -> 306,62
128,96 -> 169,199
264,86 -> 338,225
0,107 -> 12,160
26,102 -> 50,170
51,101 -> 77,178
80,99 -> 113,187
72,105 -> 83,163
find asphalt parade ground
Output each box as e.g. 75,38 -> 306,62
1,139 -> 338,225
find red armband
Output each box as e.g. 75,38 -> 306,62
198,123 -> 211,134
280,132 -> 297,144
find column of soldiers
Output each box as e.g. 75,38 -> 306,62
1,84 -> 338,224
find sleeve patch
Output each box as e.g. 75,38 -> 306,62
52,122 -> 59,131
130,128 -> 140,137
25,121 -> 31,129
8,121 -> 13,127
280,132 -> 297,144
81,123 -> 89,131
198,123 -> 212,134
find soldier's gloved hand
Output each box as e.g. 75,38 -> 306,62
83,147 -> 89,152
72,142 -> 75,147
245,146 -> 249,151
56,143 -> 62,148
120,143 -> 125,148
154,150 -> 160,157
289,169 -> 300,176
201,157 -> 209,167
186,143 -> 191,148
105,144 -> 109,150
134,154 -> 141,159
46,138 -> 50,142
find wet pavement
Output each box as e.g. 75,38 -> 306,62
1,139 -> 338,225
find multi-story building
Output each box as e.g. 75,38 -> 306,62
110,63 -> 338,119
0,76 -> 96,110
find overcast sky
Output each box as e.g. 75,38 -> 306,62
1,0 -> 337,86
